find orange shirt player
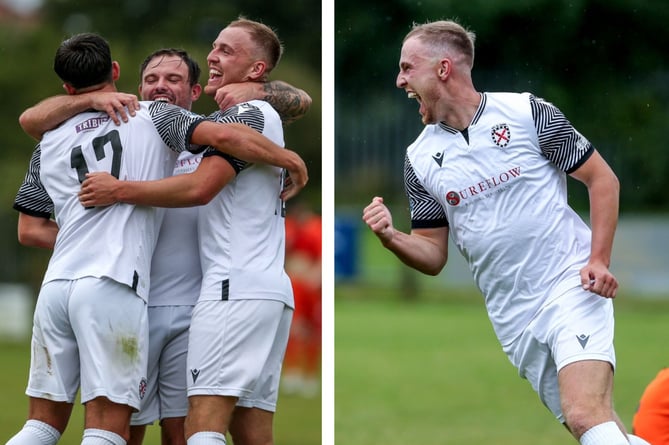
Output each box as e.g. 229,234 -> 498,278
633,368 -> 669,445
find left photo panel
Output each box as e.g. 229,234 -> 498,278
0,1 -> 322,445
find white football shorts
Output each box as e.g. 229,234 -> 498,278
27,277 -> 148,410
187,299 -> 293,412
131,304 -> 193,425
502,285 -> 615,422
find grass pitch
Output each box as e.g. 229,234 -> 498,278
0,340 -> 321,445
335,284 -> 668,445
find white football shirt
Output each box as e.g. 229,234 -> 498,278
147,150 -> 203,307
405,92 -> 594,345
197,100 -> 294,307
16,101 -> 207,301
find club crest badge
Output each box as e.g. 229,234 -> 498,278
491,123 -> 511,148
446,191 -> 460,206
139,378 -> 147,399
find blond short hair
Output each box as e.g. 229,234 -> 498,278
228,17 -> 284,74
404,19 -> 476,68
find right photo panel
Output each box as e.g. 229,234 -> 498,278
334,2 -> 669,444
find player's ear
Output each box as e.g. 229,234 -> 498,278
247,60 -> 267,81
437,58 -> 451,80
63,83 -> 76,95
111,61 -> 121,82
191,83 -> 203,102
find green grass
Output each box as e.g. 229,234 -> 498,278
0,340 -> 321,445
335,284 -> 669,445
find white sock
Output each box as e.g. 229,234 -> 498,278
186,432 -> 227,445
81,429 -> 126,445
579,421 -> 629,445
6,420 -> 61,445
627,434 -> 651,445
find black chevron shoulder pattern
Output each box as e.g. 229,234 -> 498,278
13,144 -> 53,217
404,154 -> 449,229
530,94 -> 592,172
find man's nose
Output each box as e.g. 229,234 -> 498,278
396,72 -> 405,88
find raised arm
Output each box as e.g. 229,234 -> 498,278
363,196 -> 450,276
19,92 -> 140,140
212,80 -> 312,125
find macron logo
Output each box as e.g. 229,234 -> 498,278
432,151 -> 444,167
576,334 -> 590,349
190,369 -> 200,384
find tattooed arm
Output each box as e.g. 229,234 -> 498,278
212,80 -> 312,125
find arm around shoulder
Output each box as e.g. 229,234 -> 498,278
212,80 -> 311,125
264,80 -> 312,125
19,92 -> 140,140
192,121 -> 306,171
79,157 -> 235,208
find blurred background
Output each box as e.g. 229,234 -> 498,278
0,1 -> 321,444
335,0 -> 669,296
